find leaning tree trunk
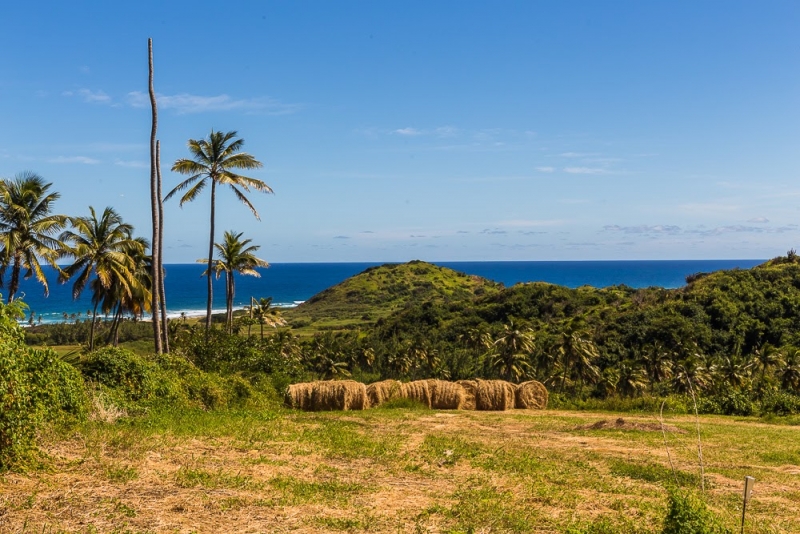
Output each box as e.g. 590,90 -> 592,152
228,272 -> 235,333
148,38 -> 163,354
7,255 -> 21,303
205,181 -> 216,333
156,140 -> 169,352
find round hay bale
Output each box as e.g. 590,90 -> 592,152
475,379 -> 516,411
285,382 -> 314,410
515,380 -> 548,410
400,380 -> 432,408
456,380 -> 477,410
427,379 -> 465,410
310,380 -> 369,411
366,379 -> 403,407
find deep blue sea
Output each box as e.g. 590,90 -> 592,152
13,260 -> 764,324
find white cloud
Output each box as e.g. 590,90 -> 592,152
535,166 -> 555,173
63,88 -> 111,104
394,127 -> 423,136
48,156 -> 100,165
125,91 -> 302,115
564,167 -> 609,175
559,152 -> 598,158
747,217 -> 769,223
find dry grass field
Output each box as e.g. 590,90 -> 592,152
1,406 -> 799,533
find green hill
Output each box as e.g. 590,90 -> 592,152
374,257 -> 800,352
283,260 -> 501,331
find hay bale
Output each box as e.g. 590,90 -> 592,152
285,382 -> 314,410
401,380 -> 432,408
515,380 -> 548,410
366,379 -> 402,407
475,379 -> 516,411
427,379 -> 465,410
457,380 -> 478,410
286,380 -> 369,411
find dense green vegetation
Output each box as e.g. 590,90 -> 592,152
281,257 -> 800,415
22,256 -> 800,417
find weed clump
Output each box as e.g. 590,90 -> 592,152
662,490 -> 730,534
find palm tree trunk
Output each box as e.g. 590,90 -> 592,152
225,271 -> 232,333
8,255 -> 21,303
148,38 -> 163,355
89,301 -> 99,351
228,273 -> 235,333
156,140 -> 169,353
206,180 -> 216,333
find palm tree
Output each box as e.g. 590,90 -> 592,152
0,172 -> 67,302
555,323 -> 600,394
490,321 -> 535,382
779,347 -> 800,392
58,207 -> 145,351
203,230 -> 269,333
166,130 -> 271,332
752,343 -> 784,393
250,296 -> 286,339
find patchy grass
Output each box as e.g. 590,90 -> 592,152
1,409 -> 798,532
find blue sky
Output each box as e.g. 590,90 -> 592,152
1,1 -> 799,263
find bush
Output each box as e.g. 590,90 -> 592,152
0,299 -> 87,470
662,490 -> 730,534
80,347 -> 271,411
760,390 -> 800,416
698,392 -> 755,416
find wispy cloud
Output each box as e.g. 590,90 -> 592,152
333,235 -> 351,239
604,224 -> 681,235
125,91 -> 302,115
535,166 -> 555,173
747,217 -> 769,223
63,88 -> 111,104
559,152 -> 600,158
48,156 -> 100,165
393,127 -> 423,136
564,166 -> 609,175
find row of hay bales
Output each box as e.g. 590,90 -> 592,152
285,378 -> 547,412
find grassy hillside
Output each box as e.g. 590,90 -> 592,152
282,260 -> 501,332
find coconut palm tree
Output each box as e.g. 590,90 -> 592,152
490,321 -> 535,382
58,207 -> 145,351
0,172 -> 67,302
204,230 -> 269,333
250,296 -> 286,340
166,130 -> 271,332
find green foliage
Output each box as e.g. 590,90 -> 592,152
80,346 -> 269,411
698,391 -> 756,416
661,490 -> 730,534
0,298 -> 87,470
759,389 -> 800,415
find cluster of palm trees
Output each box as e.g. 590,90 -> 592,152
0,129 -> 275,351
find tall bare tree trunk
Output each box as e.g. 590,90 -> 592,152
148,38 -> 163,354
156,140 -> 169,352
206,181 -> 216,333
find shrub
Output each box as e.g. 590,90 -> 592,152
662,490 -> 730,534
760,390 -> 800,416
0,299 -> 87,470
698,392 -> 755,416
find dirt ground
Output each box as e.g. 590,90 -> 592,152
1,409 -> 798,533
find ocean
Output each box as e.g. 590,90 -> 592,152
12,259 -> 764,324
